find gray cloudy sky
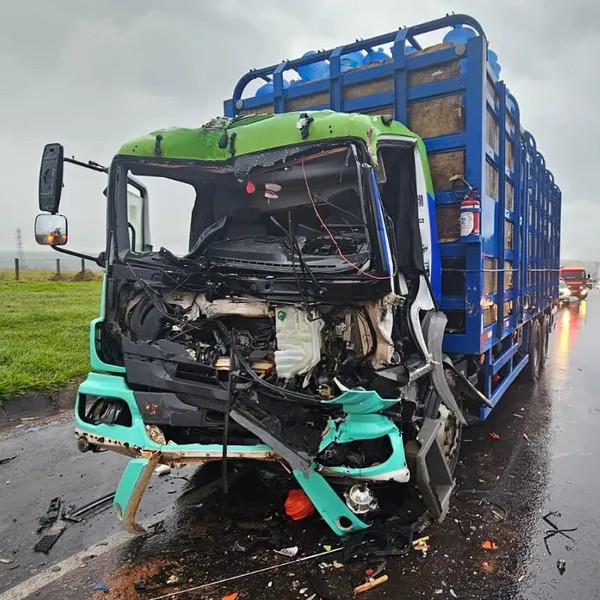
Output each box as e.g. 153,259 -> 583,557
0,0 -> 597,261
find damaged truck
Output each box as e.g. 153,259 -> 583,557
35,14 -> 561,537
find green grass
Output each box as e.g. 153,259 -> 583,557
0,273 -> 103,399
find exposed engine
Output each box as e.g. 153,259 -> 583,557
122,289 -> 402,399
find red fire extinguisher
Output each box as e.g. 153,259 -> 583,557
451,175 -> 480,238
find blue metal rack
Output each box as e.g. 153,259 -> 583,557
225,14 -> 561,415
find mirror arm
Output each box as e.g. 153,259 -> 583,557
51,245 -> 105,268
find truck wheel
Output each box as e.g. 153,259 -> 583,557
539,316 -> 549,370
525,319 -> 541,381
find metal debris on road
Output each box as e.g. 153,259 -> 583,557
0,455 -> 18,465
556,559 -> 566,575
62,493 -> 115,522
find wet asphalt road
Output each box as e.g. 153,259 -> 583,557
1,293 -> 599,600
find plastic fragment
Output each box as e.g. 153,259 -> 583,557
222,593 -> 239,600
354,574 -> 388,595
0,558 -> 14,564
523,433 -> 531,444
166,575 -> 179,585
28,427 -> 39,433
275,546 -> 299,558
323,544 -> 332,552
284,489 -> 315,521
556,559 -> 566,575
154,464 -> 171,476
333,560 -> 344,569
488,432 -> 500,440
435,590 -> 443,595
450,589 -> 457,598
481,540 -> 498,550
94,582 -> 109,592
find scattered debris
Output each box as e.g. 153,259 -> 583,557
481,540 -> 498,550
412,535 -> 430,554
148,548 -> 342,600
523,433 -> 531,445
512,413 -> 524,419
222,594 -> 239,600
542,512 -> 578,555
488,432 -> 500,440
166,575 -> 179,585
38,497 -> 62,530
284,489 -> 315,520
0,455 -> 18,465
146,520 -> 167,536
155,464 -> 171,476
275,546 -> 299,558
94,582 -> 109,593
62,493 -> 115,523
333,560 -> 344,569
556,559 -> 566,575
0,558 -> 15,565
323,544 -> 332,552
450,589 -> 458,598
51,565 -> 61,572
481,561 -> 493,573
28,427 -> 39,433
34,523 -> 65,554
435,590 -> 443,595
354,575 -> 388,595
134,579 -> 147,591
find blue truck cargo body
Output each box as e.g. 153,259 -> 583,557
225,14 -> 561,418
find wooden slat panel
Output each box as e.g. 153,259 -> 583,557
436,204 -> 461,243
428,150 -> 465,191
407,94 -> 463,139
408,60 -> 460,86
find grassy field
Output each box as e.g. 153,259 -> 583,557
0,270 -> 103,399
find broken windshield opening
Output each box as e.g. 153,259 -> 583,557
116,144 -> 375,275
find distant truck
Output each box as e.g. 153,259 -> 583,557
560,266 -> 588,299
34,15 -> 561,538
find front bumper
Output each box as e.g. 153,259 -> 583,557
75,372 -> 410,537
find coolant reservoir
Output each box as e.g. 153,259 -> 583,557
274,307 -> 324,379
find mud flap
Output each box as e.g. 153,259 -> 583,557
416,417 -> 455,521
114,452 -> 160,534
293,468 -> 370,537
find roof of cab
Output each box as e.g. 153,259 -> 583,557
117,110 -> 421,162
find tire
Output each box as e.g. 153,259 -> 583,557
525,319 -> 541,382
539,316 -> 549,370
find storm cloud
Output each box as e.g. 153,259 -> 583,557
0,0 -> 597,261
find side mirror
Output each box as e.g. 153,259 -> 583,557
39,143 -> 64,213
35,214 -> 68,246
